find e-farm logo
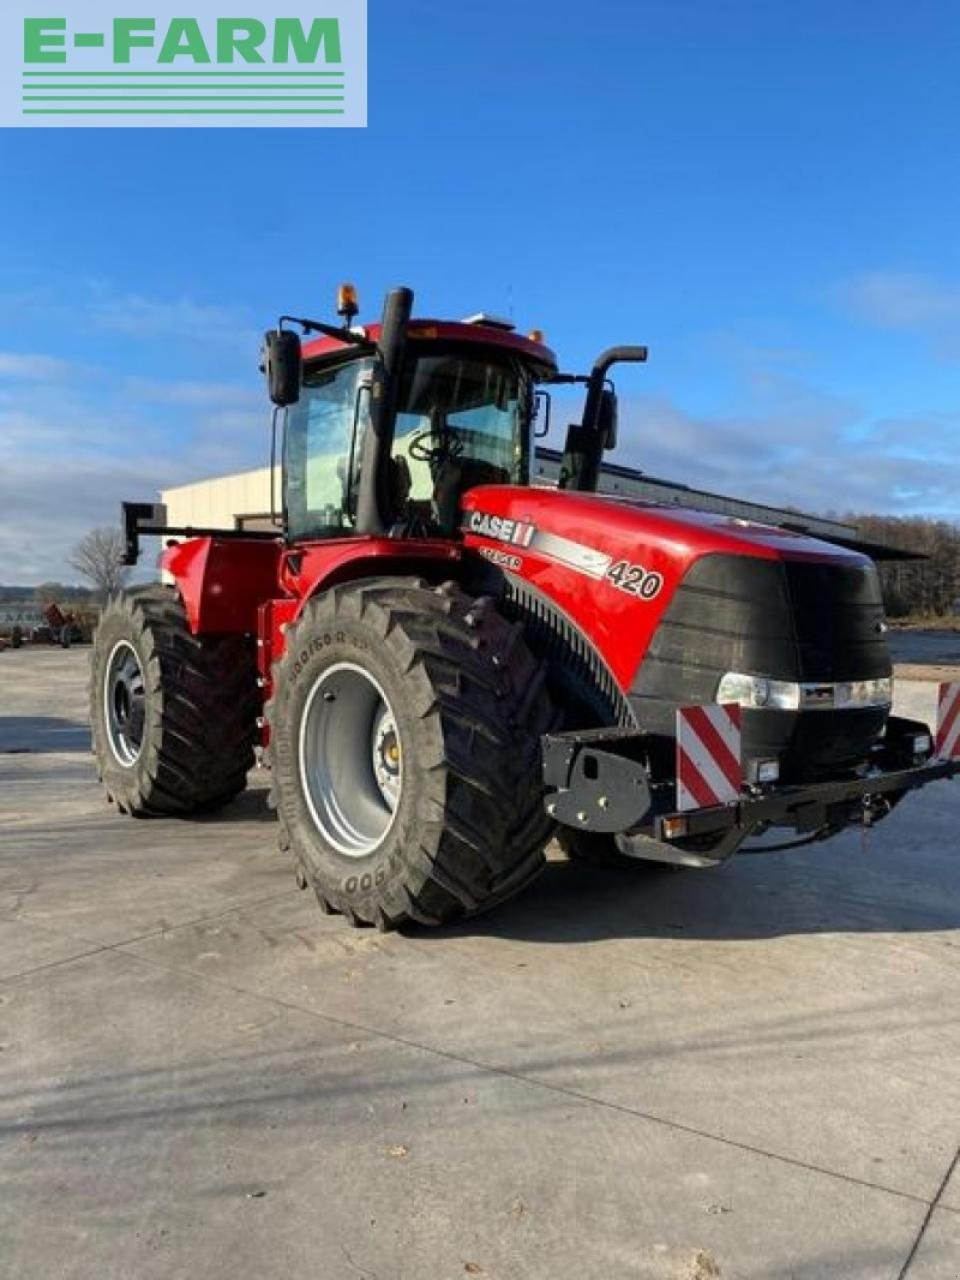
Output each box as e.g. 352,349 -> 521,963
2,1 -> 366,127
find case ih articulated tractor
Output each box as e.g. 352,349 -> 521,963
92,284 -> 960,928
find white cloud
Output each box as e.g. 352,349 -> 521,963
0,281 -> 267,582
87,293 -> 257,348
122,377 -> 261,408
838,272 -> 960,328
836,271 -> 960,359
608,390 -> 960,522
0,457 -> 166,585
0,352 -> 80,381
0,356 -> 269,583
0,281 -> 259,354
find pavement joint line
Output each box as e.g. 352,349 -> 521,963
0,889 -> 294,988
0,941 -> 114,985
897,1144 -> 960,1277
107,940 -> 948,1213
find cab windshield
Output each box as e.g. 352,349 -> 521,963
284,345 -> 532,541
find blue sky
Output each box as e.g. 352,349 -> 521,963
2,0 -> 960,582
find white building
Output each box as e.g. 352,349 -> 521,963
162,467 -> 278,533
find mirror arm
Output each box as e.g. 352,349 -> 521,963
278,314 -> 376,352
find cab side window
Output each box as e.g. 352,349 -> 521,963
285,358 -> 373,540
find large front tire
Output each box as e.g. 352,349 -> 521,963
267,578 -> 555,928
90,587 -> 259,816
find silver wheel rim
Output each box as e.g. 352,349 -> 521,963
298,662 -> 402,858
103,640 -> 146,767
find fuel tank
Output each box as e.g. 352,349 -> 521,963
460,487 -> 891,781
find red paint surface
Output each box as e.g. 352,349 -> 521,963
302,319 -> 557,371
161,537 -> 282,635
278,538 -> 461,613
163,534 -> 460,665
460,486 -> 871,690
163,482 -> 871,704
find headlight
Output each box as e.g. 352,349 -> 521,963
716,673 -> 801,710
832,678 -> 893,709
717,673 -> 893,711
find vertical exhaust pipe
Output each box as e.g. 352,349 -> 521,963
559,345 -> 647,492
356,286 -> 414,536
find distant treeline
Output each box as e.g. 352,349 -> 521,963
850,516 -> 960,618
0,583 -> 97,603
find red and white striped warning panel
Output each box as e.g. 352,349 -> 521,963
936,682 -> 960,760
676,703 -> 743,812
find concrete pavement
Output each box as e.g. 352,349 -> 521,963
1,648 -> 959,1279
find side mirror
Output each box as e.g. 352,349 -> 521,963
533,388 -> 552,439
262,329 -> 302,407
598,388 -> 618,451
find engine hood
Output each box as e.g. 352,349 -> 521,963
462,486 -> 869,568
460,485 -> 877,695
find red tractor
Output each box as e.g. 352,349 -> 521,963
92,284 -> 960,928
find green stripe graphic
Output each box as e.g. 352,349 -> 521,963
24,95 -> 344,101
22,108 -> 346,114
22,85 -> 345,92
22,70 -> 345,77
20,65 -> 352,118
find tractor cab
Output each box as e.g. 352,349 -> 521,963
271,291 -> 558,547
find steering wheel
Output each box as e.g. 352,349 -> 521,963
408,427 -> 465,465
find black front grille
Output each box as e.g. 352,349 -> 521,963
629,555 -> 795,709
630,552 -> 892,781
784,560 -> 889,682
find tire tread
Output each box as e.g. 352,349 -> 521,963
269,577 -> 555,927
90,585 -> 258,817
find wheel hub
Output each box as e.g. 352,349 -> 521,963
104,640 -> 146,767
372,706 -> 401,809
298,663 -> 403,858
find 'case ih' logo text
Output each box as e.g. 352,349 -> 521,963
467,512 -> 536,547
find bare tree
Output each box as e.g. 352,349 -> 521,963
68,527 -> 130,599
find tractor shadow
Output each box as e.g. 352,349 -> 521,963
431,832 -> 960,945
0,716 -> 90,755
190,783 -> 277,825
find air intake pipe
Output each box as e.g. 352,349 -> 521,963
355,286 -> 414,536
560,345 -> 648,492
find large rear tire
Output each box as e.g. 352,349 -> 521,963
90,586 -> 259,816
267,578 -> 556,928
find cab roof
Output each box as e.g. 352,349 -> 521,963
302,318 -> 558,374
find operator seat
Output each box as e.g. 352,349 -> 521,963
432,457 -> 509,535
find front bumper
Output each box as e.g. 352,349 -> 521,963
541,716 -> 960,866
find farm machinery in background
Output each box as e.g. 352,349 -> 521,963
1,602 -> 91,650
89,284 -> 960,929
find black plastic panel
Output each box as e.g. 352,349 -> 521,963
783,560 -> 890,682
629,553 -> 892,782
500,575 -> 635,727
